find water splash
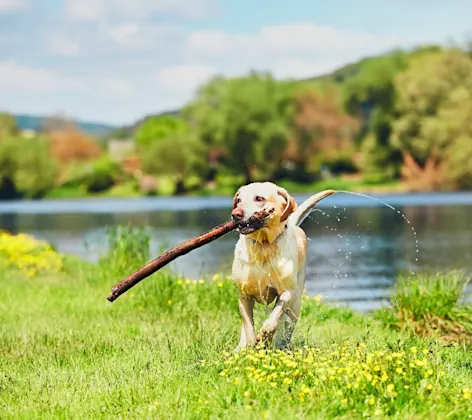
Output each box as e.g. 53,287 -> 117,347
336,190 -> 420,272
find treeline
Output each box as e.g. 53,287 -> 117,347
1,44 -> 472,199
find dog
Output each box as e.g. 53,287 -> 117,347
230,182 -> 335,350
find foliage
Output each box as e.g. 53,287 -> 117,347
287,88 -> 359,180
184,72 -> 292,183
391,49 -> 472,190
217,340 -> 454,418
0,136 -> 59,199
0,112 -> 18,138
100,225 -> 151,277
377,271 -> 472,346
0,231 -> 62,277
135,114 -> 188,149
50,129 -> 103,165
82,156 -> 121,193
140,131 -> 206,194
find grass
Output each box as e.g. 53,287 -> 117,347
43,175 -> 404,200
376,272 -> 472,346
0,228 -> 471,419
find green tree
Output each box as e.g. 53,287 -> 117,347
135,115 -> 188,149
140,132 -> 205,194
0,113 -> 18,139
392,49 -> 472,190
342,52 -> 408,179
0,136 -> 59,199
82,156 -> 121,193
184,72 -> 292,183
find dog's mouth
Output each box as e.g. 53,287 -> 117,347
236,215 -> 267,235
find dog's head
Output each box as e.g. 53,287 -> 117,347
231,182 -> 297,238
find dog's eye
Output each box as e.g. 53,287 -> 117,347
237,198 -> 241,204
254,196 -> 265,202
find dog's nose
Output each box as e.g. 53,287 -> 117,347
231,208 -> 244,221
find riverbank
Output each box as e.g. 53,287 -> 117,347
43,175 -> 406,201
0,231 -> 471,419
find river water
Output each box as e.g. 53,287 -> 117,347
1,191 -> 471,311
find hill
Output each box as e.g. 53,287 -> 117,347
14,114 -> 117,136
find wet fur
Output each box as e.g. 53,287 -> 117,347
231,182 -> 335,350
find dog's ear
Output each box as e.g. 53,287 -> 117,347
277,188 -> 297,222
232,189 -> 241,210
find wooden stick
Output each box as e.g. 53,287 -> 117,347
107,219 -> 238,302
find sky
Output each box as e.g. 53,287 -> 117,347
0,0 -> 471,126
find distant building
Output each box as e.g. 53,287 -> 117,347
20,129 -> 36,139
107,139 -> 135,162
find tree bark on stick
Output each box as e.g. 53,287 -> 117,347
107,219 -> 238,302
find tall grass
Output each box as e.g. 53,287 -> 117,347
377,271 -> 472,345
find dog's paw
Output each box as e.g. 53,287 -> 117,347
256,326 -> 276,346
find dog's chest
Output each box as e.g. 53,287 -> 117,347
231,236 -> 298,298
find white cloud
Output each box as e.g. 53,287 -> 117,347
104,22 -> 181,49
155,64 -> 215,93
102,78 -> 134,97
0,60 -> 85,92
47,35 -> 81,56
66,0 -> 213,21
0,0 -> 26,13
184,23 -> 406,79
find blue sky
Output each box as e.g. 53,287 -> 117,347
0,0 -> 471,125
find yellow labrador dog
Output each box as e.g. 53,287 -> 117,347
231,182 -> 335,350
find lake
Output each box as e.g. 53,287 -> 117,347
1,191 -> 472,311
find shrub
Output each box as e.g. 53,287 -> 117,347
0,136 -> 59,199
0,231 -> 63,277
82,156 -> 121,193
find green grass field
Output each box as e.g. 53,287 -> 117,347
0,229 -> 471,419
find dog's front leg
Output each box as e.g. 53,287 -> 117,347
256,290 -> 293,346
234,293 -> 256,351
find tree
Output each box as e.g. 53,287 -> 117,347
342,52 -> 408,179
288,88 -> 359,180
0,113 -> 18,139
140,132 -> 206,194
391,49 -> 472,190
184,72 -> 292,183
135,115 -> 188,149
0,136 -> 59,199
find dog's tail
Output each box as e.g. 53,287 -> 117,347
290,189 -> 336,227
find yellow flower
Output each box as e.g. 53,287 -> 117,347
185,279 -> 191,285
422,348 -> 429,355
395,367 -> 403,374
212,273 -> 220,281
218,282 -> 224,288
368,397 -> 375,405
233,378 -> 239,385
426,384 -> 433,391
387,384 -> 395,393
243,391 -> 250,397
167,300 -> 172,305
220,371 -> 226,376
263,412 -> 269,419
201,360 -> 206,367
410,346 -> 418,354
177,279 -> 183,285
314,295 -> 323,302
199,279 -> 205,285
